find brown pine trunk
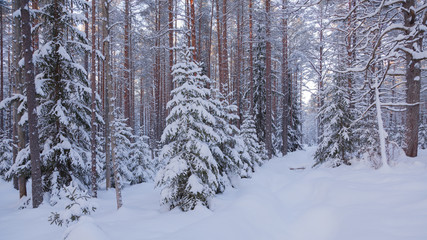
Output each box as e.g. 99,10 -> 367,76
222,0 -> 229,95
403,0 -> 421,157
248,0 -> 254,114
13,0 -> 27,198
168,0 -> 174,102
0,7 -> 3,131
281,0 -> 289,155
101,0 -> 111,189
21,0 -> 43,207
317,4 -> 324,144
235,0 -> 242,128
216,0 -> 223,93
90,0 -> 97,197
124,0 -> 131,126
265,0 -> 272,158
190,0 -> 196,59
207,2 -> 214,79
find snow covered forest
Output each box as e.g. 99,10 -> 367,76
0,0 -> 426,239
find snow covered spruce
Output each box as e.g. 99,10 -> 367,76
155,48 -> 265,211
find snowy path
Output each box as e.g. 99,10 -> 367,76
1,147 -> 427,240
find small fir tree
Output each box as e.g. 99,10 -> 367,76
156,48 -> 221,211
314,74 -> 353,167
240,113 -> 266,175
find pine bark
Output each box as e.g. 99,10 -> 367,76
0,6 -> 3,131
248,0 -> 254,114
101,0 -> 111,189
21,0 -> 43,207
124,0 -> 131,127
221,0 -> 229,95
190,0 -> 196,59
12,0 -> 27,198
281,0 -> 289,155
403,0 -> 422,157
216,0 -> 223,93
90,0 -> 97,197
265,0 -> 273,158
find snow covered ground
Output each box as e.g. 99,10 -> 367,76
1,147 -> 427,240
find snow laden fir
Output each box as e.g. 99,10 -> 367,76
156,49 -> 266,211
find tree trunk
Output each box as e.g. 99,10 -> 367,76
216,0 -> 223,93
221,0 -> 229,95
403,0 -> 421,157
90,0 -> 97,197
13,0 -> 27,198
101,0 -> 111,189
265,0 -> 272,158
190,0 -> 196,59
21,0 -> 43,207
124,0 -> 131,127
248,0 -> 254,114
0,6 -> 3,131
281,0 -> 289,155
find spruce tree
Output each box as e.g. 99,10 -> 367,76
253,24 -> 267,143
34,0 -> 99,198
314,74 -> 353,167
156,48 -> 221,211
240,113 -> 266,174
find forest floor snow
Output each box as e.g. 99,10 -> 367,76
1,147 -> 427,240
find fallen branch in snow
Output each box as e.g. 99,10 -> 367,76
289,167 -> 305,170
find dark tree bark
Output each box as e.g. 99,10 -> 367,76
90,0 -> 97,197
248,0 -> 254,114
190,0 -> 196,59
101,0 -> 111,190
124,0 -> 131,126
0,6 -> 3,131
403,0 -> 422,157
21,0 -> 43,207
221,0 -> 229,95
265,0 -> 272,158
281,0 -> 289,155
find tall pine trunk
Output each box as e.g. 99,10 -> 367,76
265,0 -> 272,158
403,0 -> 422,157
281,0 -> 289,155
21,0 -> 43,207
102,0 -> 111,189
90,0 -> 97,197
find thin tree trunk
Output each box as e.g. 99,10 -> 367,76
281,0 -> 289,155
0,6 -> 3,131
216,0 -> 223,93
124,0 -> 131,126
168,0 -> 174,102
248,0 -> 254,114
235,0 -> 241,128
13,0 -> 27,198
222,0 -> 229,95
265,0 -> 273,158
21,0 -> 43,207
101,0 -> 111,189
190,0 -> 196,59
90,0 -> 97,197
403,0 -> 421,157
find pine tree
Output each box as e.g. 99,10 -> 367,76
34,0 -> 99,198
156,48 -> 221,211
314,74 -> 353,167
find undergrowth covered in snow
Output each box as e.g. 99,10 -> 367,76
1,147 -> 427,240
